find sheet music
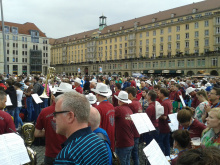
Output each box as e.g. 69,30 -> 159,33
49,86 -> 58,94
168,113 -> 179,132
191,137 -> 201,146
143,139 -> 170,165
31,94 -> 43,104
179,95 -> 186,107
6,95 -> 12,106
0,133 -> 30,165
130,113 -> 155,134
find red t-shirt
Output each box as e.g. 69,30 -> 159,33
191,95 -> 200,108
179,119 -> 206,138
130,80 -> 136,87
115,104 -> 134,148
147,86 -> 154,91
74,86 -> 83,94
0,83 -> 7,90
169,91 -> 176,101
159,98 -> 173,133
128,98 -> 142,138
211,101 -> 220,108
112,91 -> 120,107
175,90 -> 182,101
91,103 -> 98,108
96,101 -> 115,151
146,102 -> 158,128
0,110 -> 16,135
35,102 -> 66,157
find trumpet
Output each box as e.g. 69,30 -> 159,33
40,67 -> 56,98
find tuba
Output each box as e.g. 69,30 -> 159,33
22,123 -> 37,165
40,67 -> 56,98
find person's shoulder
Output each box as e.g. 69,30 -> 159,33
0,111 -> 13,120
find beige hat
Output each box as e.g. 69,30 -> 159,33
86,93 -> 97,104
74,77 -> 82,85
91,83 -> 112,97
114,91 -> 132,104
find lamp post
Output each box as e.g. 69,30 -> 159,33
0,0 -> 8,74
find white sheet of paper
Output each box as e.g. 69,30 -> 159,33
130,113 -> 155,134
0,133 -> 30,165
143,139 -> 170,165
49,86 -> 58,94
6,95 -> 12,106
31,94 -> 43,104
179,95 -> 186,107
168,113 -> 179,132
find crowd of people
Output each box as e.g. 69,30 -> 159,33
0,73 -> 220,165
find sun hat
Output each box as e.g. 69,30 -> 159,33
114,91 -> 132,104
91,83 -> 112,97
145,80 -> 152,86
85,93 -> 97,104
74,77 -> 82,85
186,87 -> 196,95
90,79 -> 97,84
56,82 -> 76,93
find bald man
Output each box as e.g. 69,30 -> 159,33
88,107 -> 113,165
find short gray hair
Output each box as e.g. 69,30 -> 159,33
55,91 -> 90,123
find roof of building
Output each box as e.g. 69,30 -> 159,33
52,0 -> 220,45
0,21 -> 46,37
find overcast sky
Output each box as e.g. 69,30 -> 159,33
2,0 -> 204,39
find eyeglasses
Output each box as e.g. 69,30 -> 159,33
53,111 -> 70,117
209,93 -> 217,95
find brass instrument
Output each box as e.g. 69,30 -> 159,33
40,67 -> 56,98
22,123 -> 37,165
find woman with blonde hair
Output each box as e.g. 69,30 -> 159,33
195,89 -> 209,123
201,107 -> 220,148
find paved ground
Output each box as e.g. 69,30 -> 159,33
31,140 -> 148,165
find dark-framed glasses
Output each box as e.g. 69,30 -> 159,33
53,111 -> 70,117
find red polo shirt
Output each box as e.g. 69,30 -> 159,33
158,98 -> 173,134
146,102 -> 158,128
179,119 -> 206,138
75,86 -> 83,94
112,91 -> 120,107
211,101 -> 220,108
96,101 -> 115,151
128,98 -> 142,138
156,96 -> 163,104
115,104 -> 134,148
0,110 -> 16,135
35,102 -> 66,158
130,80 -> 136,87
147,86 -> 154,91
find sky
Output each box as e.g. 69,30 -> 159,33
2,0 -> 204,39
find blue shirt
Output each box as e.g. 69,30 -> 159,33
54,127 -> 109,165
94,127 -> 113,165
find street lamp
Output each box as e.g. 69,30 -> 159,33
0,0 -> 8,74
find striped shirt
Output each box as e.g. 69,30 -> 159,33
54,127 -> 109,165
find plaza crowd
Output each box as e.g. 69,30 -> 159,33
0,73 -> 220,165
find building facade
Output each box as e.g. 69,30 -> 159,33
0,22 -> 50,75
50,0 -> 220,77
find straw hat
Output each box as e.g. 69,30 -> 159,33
86,93 -> 97,104
114,91 -> 132,104
91,83 -> 112,97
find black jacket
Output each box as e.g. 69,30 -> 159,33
5,86 -> 17,110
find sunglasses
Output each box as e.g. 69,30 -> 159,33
53,111 -> 70,117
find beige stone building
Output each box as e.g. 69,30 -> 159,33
0,22 -> 50,75
50,0 -> 220,77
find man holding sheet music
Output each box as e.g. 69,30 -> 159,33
126,87 -> 142,165
114,91 -> 134,165
158,88 -> 173,156
0,90 -> 16,134
145,90 -> 159,144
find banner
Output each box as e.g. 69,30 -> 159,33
99,67 -> 102,73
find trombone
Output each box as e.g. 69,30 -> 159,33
40,67 -> 56,98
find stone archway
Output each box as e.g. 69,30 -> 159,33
108,72 -> 111,76
124,72 -> 129,77
210,70 -> 219,76
118,72 -> 122,76
187,71 -> 195,76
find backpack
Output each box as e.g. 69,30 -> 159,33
97,133 -> 120,165
37,84 -> 44,96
